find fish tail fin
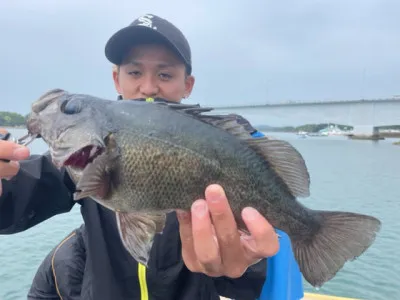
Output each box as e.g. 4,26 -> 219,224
292,211 -> 381,287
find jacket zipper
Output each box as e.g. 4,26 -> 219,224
138,263 -> 149,300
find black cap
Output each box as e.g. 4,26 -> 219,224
105,14 -> 192,74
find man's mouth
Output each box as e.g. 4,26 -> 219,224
64,145 -> 104,169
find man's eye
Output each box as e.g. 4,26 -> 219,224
159,73 -> 172,80
128,71 -> 141,76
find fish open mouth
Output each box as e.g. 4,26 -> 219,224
63,145 -> 104,169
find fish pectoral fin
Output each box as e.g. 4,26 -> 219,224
116,211 -> 167,266
74,148 -> 119,201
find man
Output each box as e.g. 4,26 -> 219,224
0,14 -> 303,299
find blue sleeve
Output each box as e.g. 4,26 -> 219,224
250,130 -> 265,138
251,130 -> 304,300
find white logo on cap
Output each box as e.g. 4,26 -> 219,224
137,14 -> 157,30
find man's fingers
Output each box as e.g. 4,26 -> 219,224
0,139 -> 29,185
179,186 -> 280,279
191,199 -> 222,275
0,140 -> 30,161
177,209 -> 201,272
205,184 -> 247,277
0,161 -> 20,178
241,207 -> 279,262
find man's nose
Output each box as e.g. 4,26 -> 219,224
139,76 -> 159,97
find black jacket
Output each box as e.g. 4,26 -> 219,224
0,153 -> 267,300
28,224 -> 87,300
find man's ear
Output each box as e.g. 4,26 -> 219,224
112,65 -> 122,95
184,75 -> 195,98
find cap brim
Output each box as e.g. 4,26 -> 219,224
105,25 -> 186,66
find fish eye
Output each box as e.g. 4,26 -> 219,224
61,99 -> 82,115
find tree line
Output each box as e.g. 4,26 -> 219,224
256,123 -> 400,133
257,123 -> 353,133
0,111 -> 28,127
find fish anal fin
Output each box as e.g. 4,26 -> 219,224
116,211 -> 167,266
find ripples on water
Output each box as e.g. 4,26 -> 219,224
0,129 -> 399,300
283,134 -> 400,300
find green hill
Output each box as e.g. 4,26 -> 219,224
0,111 -> 27,127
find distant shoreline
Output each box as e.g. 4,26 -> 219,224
2,125 -> 25,129
380,132 -> 400,138
261,128 -> 400,138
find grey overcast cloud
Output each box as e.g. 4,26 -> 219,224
0,0 -> 399,114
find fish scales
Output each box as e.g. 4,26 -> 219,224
109,122 -> 300,233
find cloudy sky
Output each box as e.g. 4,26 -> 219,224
1,0 -> 399,114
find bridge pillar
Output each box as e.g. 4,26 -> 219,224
348,125 -> 383,140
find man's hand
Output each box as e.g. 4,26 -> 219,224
0,128 -> 30,196
177,184 -> 279,278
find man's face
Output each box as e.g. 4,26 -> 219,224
113,43 -> 195,103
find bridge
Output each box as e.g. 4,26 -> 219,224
208,98 -> 400,138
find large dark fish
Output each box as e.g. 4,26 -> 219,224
25,89 -> 381,288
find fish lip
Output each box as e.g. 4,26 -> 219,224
26,113 -> 42,137
50,129 -> 107,168
51,140 -> 105,169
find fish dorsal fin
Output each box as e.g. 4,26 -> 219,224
156,102 -> 214,116
158,102 -> 310,198
156,102 -> 250,136
212,115 -> 310,198
247,138 -> 311,197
